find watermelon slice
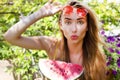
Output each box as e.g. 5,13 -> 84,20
39,59 -> 84,80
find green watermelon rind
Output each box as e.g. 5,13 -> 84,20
38,59 -> 84,80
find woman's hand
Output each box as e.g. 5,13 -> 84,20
42,0 -> 63,16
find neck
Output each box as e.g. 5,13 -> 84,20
68,40 -> 83,54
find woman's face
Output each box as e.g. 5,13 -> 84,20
60,6 -> 88,43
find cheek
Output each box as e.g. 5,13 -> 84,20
61,22 -> 70,33
78,23 -> 87,31
61,29 -> 69,39
62,27 -> 70,36
61,24 -> 71,38
77,24 -> 88,35
77,26 -> 87,31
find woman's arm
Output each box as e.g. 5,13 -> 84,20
3,0 -> 62,50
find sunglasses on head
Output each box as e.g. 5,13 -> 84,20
63,6 -> 88,17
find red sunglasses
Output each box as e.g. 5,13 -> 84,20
63,6 -> 88,17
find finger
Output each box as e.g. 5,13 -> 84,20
52,2 -> 61,6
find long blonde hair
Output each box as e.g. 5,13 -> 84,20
58,1 -> 107,80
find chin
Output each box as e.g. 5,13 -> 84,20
70,39 -> 80,44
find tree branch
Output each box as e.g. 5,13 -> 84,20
0,12 -> 20,15
0,2 -> 14,5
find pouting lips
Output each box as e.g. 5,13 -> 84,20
71,35 -> 78,40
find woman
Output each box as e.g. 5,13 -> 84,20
4,0 -> 107,80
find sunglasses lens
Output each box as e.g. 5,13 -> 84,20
77,8 -> 88,17
64,6 -> 73,14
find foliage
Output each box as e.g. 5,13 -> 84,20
0,0 -> 120,80
88,1 -> 120,30
89,1 -> 120,79
100,30 -> 120,80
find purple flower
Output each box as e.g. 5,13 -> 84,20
106,61 -> 111,66
116,49 -> 120,54
116,35 -> 120,41
108,56 -> 112,61
112,70 -> 117,76
106,36 -> 115,43
100,30 -> 105,35
117,37 -> 120,41
116,43 -> 120,47
106,56 -> 113,66
108,48 -> 114,53
117,58 -> 120,68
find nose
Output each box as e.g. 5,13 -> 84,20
72,24 -> 77,33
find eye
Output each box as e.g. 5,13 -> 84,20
77,21 -> 84,24
65,21 -> 72,25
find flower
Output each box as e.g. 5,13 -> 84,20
108,48 -> 114,53
112,70 -> 117,76
108,56 -> 112,61
116,49 -> 120,54
116,43 -> 120,47
117,58 -> 120,68
117,37 -> 120,41
100,29 -> 120,78
100,29 -> 105,35
116,35 -> 120,41
106,56 -> 113,66
106,61 -> 111,66
106,36 -> 115,43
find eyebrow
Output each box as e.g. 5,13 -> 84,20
77,18 -> 85,20
64,17 -> 85,20
64,18 -> 72,20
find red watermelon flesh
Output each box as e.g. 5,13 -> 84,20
39,59 -> 83,80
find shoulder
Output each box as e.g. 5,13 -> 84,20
42,36 -> 62,59
31,36 -> 58,51
37,36 -> 58,45
37,36 -> 61,50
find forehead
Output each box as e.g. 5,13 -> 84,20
62,11 -> 87,20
